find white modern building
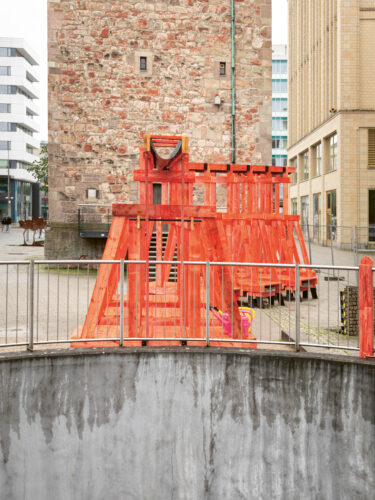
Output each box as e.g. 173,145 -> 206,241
0,38 -> 40,222
272,44 -> 288,168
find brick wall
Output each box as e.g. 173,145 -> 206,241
47,0 -> 271,258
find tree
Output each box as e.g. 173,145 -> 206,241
29,143 -> 48,192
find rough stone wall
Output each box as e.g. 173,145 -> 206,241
0,350 -> 374,499
47,0 -> 271,257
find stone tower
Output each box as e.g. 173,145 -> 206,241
47,0 -> 272,258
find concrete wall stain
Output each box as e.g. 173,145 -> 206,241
0,350 -> 374,499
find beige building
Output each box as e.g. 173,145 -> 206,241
288,0 -> 375,247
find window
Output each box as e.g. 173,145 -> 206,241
301,196 -> 309,227
0,48 -> 17,57
289,158 -> 297,184
272,60 -> 287,74
315,143 -> 322,176
26,144 -> 34,154
329,133 -> 337,172
0,122 -> 16,132
140,56 -> 147,71
291,198 -> 298,215
152,183 -> 162,204
368,129 -> 375,168
0,66 -> 11,76
369,190 -> 375,241
302,151 -> 309,181
219,62 -> 226,76
17,161 -> 32,169
272,117 -> 288,131
313,193 -> 322,240
272,79 -> 288,92
326,190 -> 337,241
272,136 -> 288,150
0,85 -> 17,94
0,104 -> 11,113
0,160 -> 9,168
0,141 -> 11,150
16,181 -> 32,221
272,155 -> 287,166
272,98 -> 288,112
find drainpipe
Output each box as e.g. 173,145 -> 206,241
231,0 -> 236,164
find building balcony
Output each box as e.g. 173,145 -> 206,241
0,53 -> 39,81
1,95 -> 40,117
0,166 -> 38,184
0,130 -> 39,149
0,148 -> 38,165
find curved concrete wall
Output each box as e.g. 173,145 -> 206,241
0,349 -> 374,500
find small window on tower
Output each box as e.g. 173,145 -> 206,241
219,62 -> 226,76
140,56 -> 147,72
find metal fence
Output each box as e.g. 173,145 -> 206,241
0,258 -> 371,356
299,224 -> 375,269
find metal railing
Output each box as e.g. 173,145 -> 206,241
299,224 -> 375,270
0,258 -> 372,356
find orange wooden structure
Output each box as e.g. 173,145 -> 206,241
72,134 -> 317,347
359,256 -> 374,358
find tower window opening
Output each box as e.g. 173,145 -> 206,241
140,56 -> 147,72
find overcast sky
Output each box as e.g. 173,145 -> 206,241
0,0 -> 287,143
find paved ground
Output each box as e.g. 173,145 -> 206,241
0,227 -> 44,261
0,228 -> 365,356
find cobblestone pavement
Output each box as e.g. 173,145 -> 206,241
0,228 -> 364,356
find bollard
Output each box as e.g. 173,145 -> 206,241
359,256 -> 374,358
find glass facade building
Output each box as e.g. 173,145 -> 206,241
272,45 -> 288,169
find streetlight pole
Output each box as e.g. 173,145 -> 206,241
7,145 -> 11,218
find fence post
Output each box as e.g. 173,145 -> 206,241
295,263 -> 300,352
359,256 -> 374,358
354,226 -> 358,267
119,259 -> 124,347
28,259 -> 34,351
205,261 -> 210,347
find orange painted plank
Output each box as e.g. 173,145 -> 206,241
359,257 -> 374,358
81,217 -> 129,339
112,204 -> 216,218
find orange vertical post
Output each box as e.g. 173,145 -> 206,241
187,223 -> 202,338
128,222 -> 143,338
359,256 -> 374,358
81,217 -> 129,340
156,220 -> 163,284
